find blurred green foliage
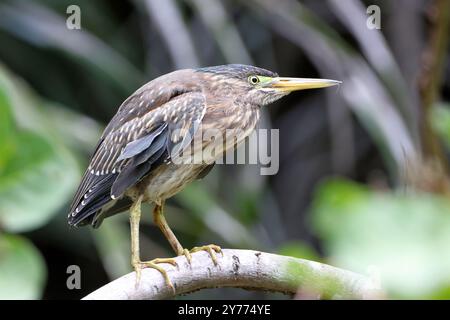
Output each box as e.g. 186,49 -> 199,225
0,234 -> 45,299
313,178 -> 450,299
278,242 -> 320,262
0,64 -> 80,298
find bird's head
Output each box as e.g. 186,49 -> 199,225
196,64 -> 341,106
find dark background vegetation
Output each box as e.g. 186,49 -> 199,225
0,0 -> 450,299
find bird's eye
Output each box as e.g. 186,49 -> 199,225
248,75 -> 260,85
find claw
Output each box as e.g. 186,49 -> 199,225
133,258 -> 177,293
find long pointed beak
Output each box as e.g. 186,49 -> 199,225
268,77 -> 342,92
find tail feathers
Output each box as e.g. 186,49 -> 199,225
91,197 -> 133,228
68,173 -> 117,227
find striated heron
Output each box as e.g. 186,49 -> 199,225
68,64 -> 340,290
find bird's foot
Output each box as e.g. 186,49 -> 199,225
182,244 -> 222,266
181,248 -> 193,264
132,257 -> 177,292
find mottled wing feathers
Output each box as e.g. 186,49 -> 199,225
110,124 -> 168,198
68,90 -> 206,227
116,123 -> 167,162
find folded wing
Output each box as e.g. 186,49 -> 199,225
68,91 -> 206,227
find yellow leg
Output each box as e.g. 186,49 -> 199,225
153,203 -> 194,263
153,202 -> 222,265
153,202 -> 184,255
130,195 -> 176,292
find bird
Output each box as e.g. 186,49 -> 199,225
68,64 -> 340,290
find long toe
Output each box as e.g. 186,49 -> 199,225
134,259 -> 177,293
190,244 -> 222,266
181,248 -> 192,264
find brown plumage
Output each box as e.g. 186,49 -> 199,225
67,64 -> 340,288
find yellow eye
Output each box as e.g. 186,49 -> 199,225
248,75 -> 260,85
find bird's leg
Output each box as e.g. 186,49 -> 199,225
153,202 -> 192,262
130,195 -> 177,292
153,203 -> 222,265
130,195 -> 143,281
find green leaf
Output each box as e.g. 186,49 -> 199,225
0,130 -> 79,232
0,234 -> 46,299
0,63 -> 80,233
312,178 -> 450,299
0,76 -> 15,169
0,83 -> 13,139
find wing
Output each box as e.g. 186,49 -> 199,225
68,91 -> 206,227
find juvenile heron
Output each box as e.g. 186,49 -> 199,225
68,64 -> 340,289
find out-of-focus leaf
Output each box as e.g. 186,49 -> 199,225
312,178 -> 450,298
252,0 -> 419,179
0,86 -> 13,140
142,0 -> 199,69
188,0 -> 253,64
42,102 -> 103,154
0,80 -> 15,168
0,64 -> 79,233
278,242 -> 320,262
0,1 -> 143,93
430,103 -> 450,149
0,131 -> 78,232
0,234 -> 46,299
